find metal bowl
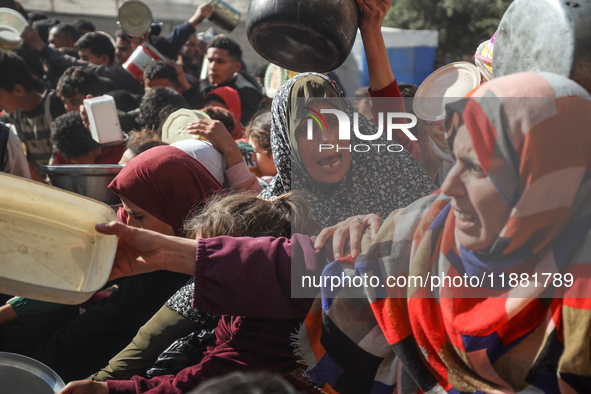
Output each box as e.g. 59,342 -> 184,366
43,164 -> 123,206
0,352 -> 65,393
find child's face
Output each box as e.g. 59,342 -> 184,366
251,141 -> 277,177
0,87 -> 23,114
61,93 -> 86,113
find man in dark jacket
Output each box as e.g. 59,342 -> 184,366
198,35 -> 263,125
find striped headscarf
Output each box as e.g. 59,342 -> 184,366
297,72 -> 591,393
259,72 -> 436,227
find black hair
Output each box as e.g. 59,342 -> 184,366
106,89 -> 140,112
0,51 -> 36,92
56,66 -> 104,99
149,35 -> 175,60
138,87 -> 187,133
207,35 -> 242,62
125,130 -> 168,158
33,18 -> 60,44
28,11 -> 48,22
73,18 -> 96,33
115,29 -> 131,42
398,83 -> 419,98
75,32 -> 115,65
143,60 -> 179,88
157,104 -> 185,135
14,48 -> 45,81
50,23 -> 83,44
50,112 -> 99,160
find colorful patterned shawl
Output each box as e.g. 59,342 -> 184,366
297,72 -> 591,393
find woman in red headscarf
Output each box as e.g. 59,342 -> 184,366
109,145 -> 225,237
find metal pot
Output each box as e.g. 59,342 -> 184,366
118,0 -> 153,37
493,0 -> 591,93
246,0 -> 359,73
43,164 -> 123,206
208,0 -> 240,32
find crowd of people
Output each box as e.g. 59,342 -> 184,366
1,0 -> 590,393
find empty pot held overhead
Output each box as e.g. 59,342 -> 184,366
493,0 -> 591,93
246,0 -> 359,73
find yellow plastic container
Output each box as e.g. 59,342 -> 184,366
161,108 -> 211,144
0,173 -> 118,304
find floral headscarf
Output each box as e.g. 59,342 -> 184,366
259,72 -> 436,227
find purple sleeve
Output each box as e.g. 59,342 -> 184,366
193,234 -> 333,319
107,374 -> 179,393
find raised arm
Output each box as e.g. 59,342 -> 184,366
166,3 -> 214,58
358,0 -> 393,91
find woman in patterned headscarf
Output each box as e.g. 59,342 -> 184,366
297,72 -> 591,393
259,72 -> 436,227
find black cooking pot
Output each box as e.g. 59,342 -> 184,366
493,0 -> 591,93
246,0 -> 359,73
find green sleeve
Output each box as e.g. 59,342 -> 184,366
8,297 -> 65,317
88,304 -> 199,381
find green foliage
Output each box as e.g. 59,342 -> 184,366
384,0 -> 513,61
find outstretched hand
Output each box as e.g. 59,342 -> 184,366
96,222 -> 197,280
21,23 -> 45,52
314,214 -> 383,259
96,222 -> 171,280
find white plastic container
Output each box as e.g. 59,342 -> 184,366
83,95 -> 123,145
0,8 -> 27,50
0,173 -> 118,304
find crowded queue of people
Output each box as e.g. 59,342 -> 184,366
1,0 -> 590,393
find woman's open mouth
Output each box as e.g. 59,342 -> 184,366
454,209 -> 477,230
317,154 -> 342,169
